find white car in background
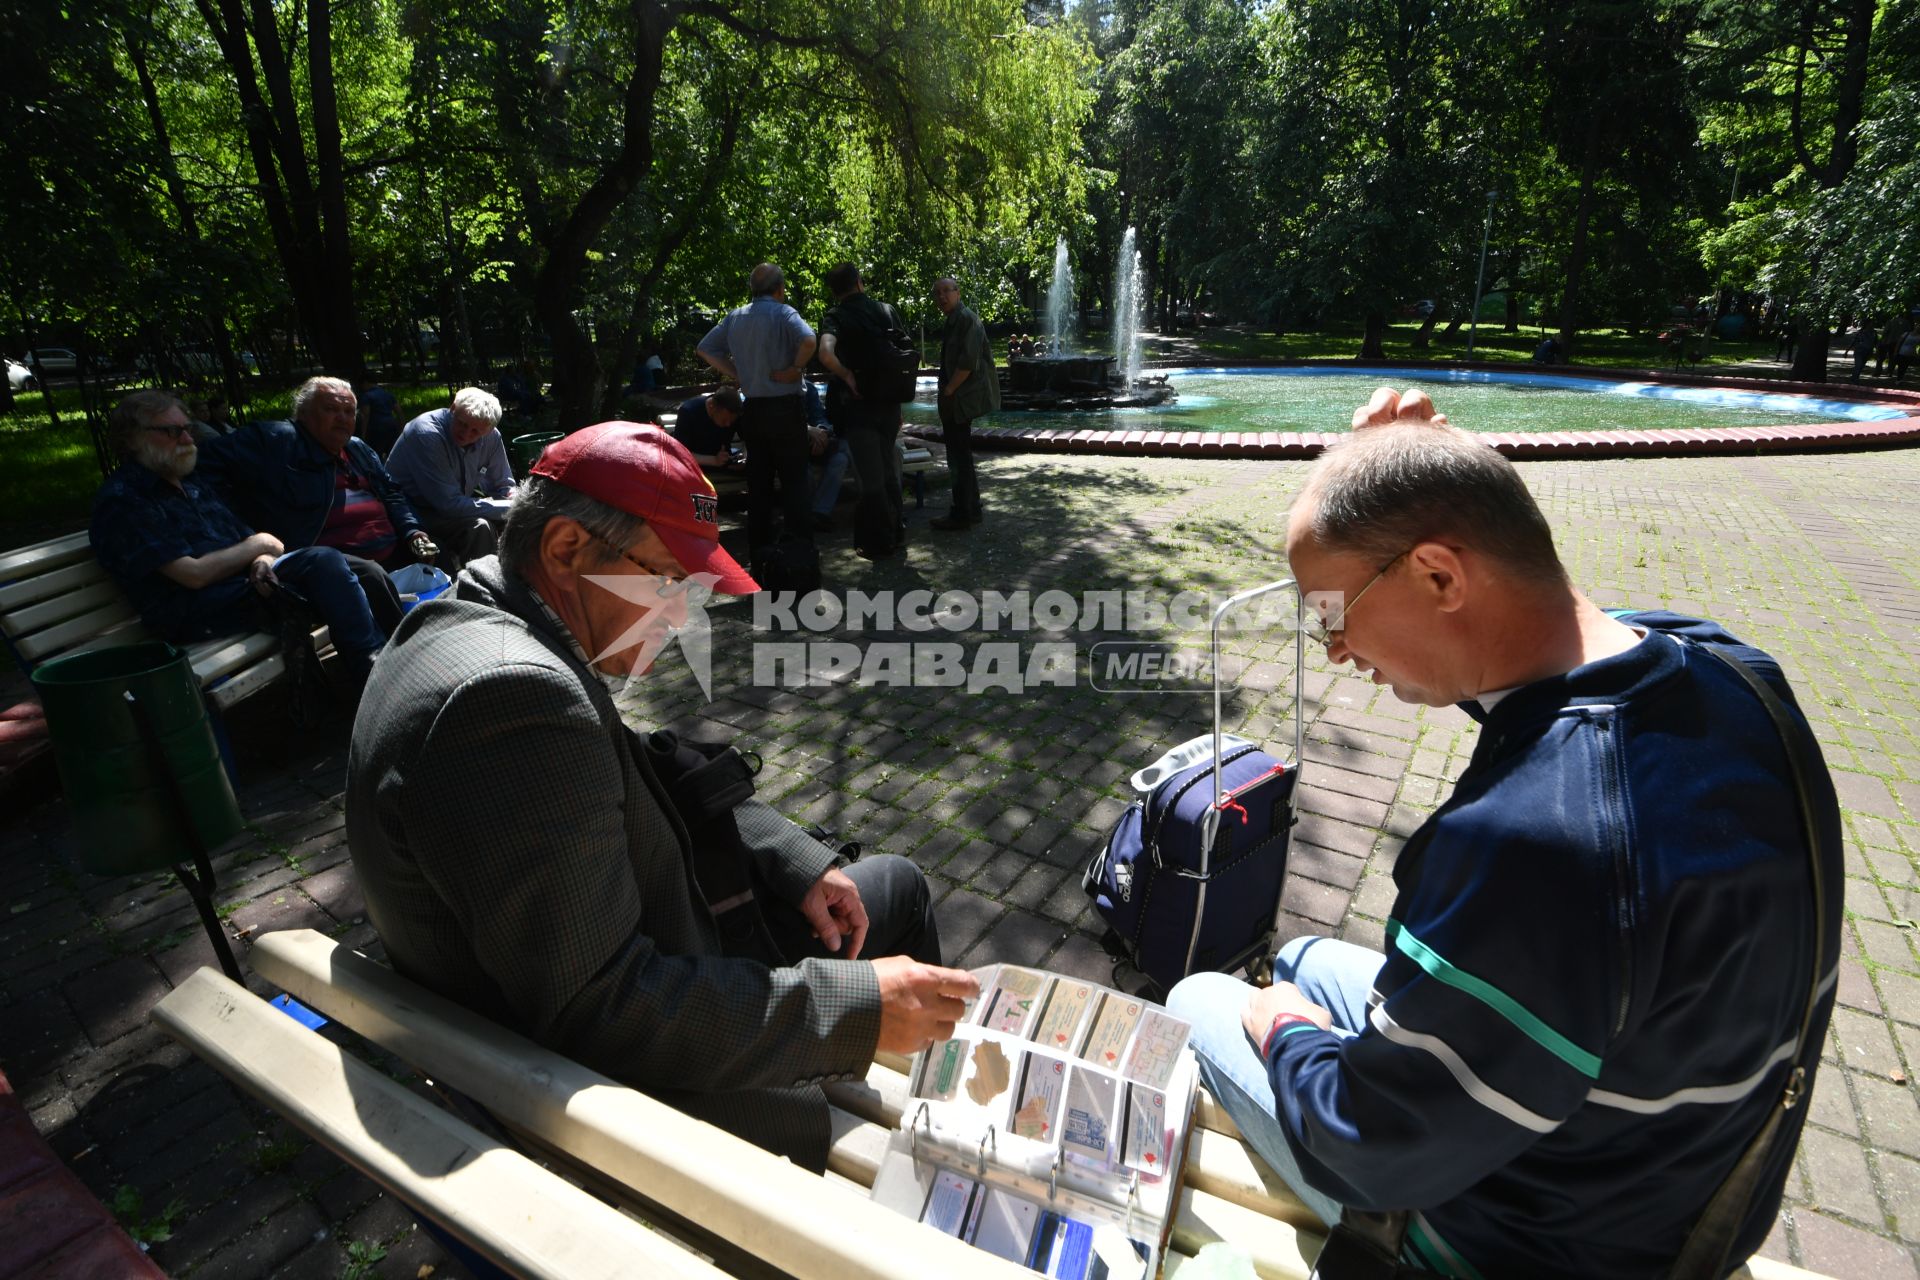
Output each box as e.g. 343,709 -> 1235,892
6,358 -> 34,391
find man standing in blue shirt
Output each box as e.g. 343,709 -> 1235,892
90,390 -> 391,686
386,387 -> 516,573
696,263 -> 817,550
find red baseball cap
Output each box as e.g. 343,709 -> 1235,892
530,421 -> 759,595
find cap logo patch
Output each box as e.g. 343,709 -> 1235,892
691,492 -> 718,526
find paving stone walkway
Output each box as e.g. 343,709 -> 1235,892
3,443 -> 1919,1278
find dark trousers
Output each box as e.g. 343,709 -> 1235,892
741,395 -> 814,548
841,404 -> 904,545
422,514 -> 500,577
764,854 -> 942,966
938,398 -> 982,518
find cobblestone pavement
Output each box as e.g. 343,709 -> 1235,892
3,445 -> 1919,1278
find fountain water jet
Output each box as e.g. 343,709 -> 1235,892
1044,237 -> 1075,350
1113,227 -> 1146,386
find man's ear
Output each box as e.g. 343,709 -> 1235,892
1408,540 -> 1470,614
539,517 -> 595,583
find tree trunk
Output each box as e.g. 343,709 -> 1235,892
532,2 -> 672,432
1790,327 -> 1829,383
1558,139 -> 1599,355
1504,292 -> 1519,332
1360,310 -> 1389,360
305,0 -> 362,379
1412,309 -> 1440,349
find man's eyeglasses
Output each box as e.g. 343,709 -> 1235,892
144,424 -> 195,441
588,531 -> 693,595
1303,549 -> 1409,646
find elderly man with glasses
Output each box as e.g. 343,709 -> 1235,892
385,386 -> 517,573
89,390 -> 392,686
345,421 -> 976,1171
1168,388 -> 1841,1278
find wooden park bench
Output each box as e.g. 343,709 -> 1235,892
0,529 -> 325,713
151,929 -> 1832,1280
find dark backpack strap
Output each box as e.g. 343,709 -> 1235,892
1311,1209 -> 1427,1279
1667,645 -> 1834,1280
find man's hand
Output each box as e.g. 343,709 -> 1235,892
409,530 -> 439,562
799,867 -> 870,959
808,426 -> 832,458
248,554 -> 279,598
1351,386 -> 1450,430
770,365 -> 804,384
842,370 -> 861,399
1241,981 -> 1334,1049
872,956 -> 982,1055
248,531 -> 285,559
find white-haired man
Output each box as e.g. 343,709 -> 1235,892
386,386 -> 517,572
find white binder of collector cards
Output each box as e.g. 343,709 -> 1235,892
867,964 -> 1199,1279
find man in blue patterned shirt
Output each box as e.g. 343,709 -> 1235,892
90,390 -> 392,684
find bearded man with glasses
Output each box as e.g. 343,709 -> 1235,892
89,389 -> 392,688
1168,388 -> 1842,1278
345,421 -> 974,1171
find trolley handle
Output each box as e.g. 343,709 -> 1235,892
1207,578 -> 1304,822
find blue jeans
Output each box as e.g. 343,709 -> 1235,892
810,436 -> 850,516
1167,936 -> 1386,1227
272,546 -> 391,677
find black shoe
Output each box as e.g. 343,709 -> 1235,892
930,513 -> 973,531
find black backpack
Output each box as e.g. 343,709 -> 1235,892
749,534 -> 822,598
840,301 -> 919,404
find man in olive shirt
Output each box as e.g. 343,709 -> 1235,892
932,276 -> 999,530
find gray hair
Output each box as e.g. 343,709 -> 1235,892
498,475 -> 647,581
1298,425 -> 1566,584
749,262 -> 785,297
109,389 -> 186,452
451,386 -> 503,427
292,376 -> 353,423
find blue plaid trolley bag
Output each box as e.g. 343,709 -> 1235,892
1083,579 -> 1303,994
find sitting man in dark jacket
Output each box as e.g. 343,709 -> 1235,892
89,390 -> 391,682
346,422 -> 978,1171
1169,388 -> 1841,1278
198,376 -> 429,633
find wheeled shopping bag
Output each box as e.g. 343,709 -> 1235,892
1083,579 -> 1304,994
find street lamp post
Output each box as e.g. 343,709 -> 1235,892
1466,190 -> 1497,359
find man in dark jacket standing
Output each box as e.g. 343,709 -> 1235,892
199,376 -> 429,631
1169,388 -> 1841,1278
818,263 -> 908,559
931,276 -> 999,531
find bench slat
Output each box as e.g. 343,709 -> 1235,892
0,558 -> 108,613
151,969 -> 730,1280
0,531 -> 91,581
2,580 -> 125,638
14,599 -> 141,662
250,929 -> 1036,1280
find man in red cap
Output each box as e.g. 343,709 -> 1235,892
345,421 -> 977,1170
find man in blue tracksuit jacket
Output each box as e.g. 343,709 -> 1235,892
1170,389 -> 1841,1278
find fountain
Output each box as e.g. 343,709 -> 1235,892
1044,236 -> 1074,348
1113,226 -> 1144,385
998,228 -> 1174,411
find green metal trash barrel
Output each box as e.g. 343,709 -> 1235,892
30,642 -> 244,877
510,431 -> 565,474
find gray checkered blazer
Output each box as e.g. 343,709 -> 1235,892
345,557 -> 881,1170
